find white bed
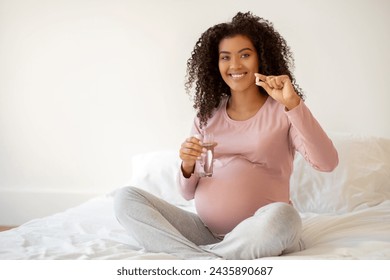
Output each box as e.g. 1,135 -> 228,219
1,133 -> 390,260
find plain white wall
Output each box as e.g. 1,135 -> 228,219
1,0 -> 389,225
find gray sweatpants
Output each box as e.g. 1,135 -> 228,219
114,186 -> 303,259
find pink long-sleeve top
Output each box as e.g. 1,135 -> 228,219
178,96 -> 338,235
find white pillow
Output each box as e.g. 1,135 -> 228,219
290,133 -> 390,214
128,150 -> 192,206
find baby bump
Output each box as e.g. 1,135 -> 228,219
194,156 -> 288,234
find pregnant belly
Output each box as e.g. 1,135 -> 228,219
194,157 -> 288,234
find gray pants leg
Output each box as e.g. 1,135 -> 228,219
113,186 -> 220,259
114,186 -> 303,259
200,202 -> 303,259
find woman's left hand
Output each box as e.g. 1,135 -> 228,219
255,73 -> 301,111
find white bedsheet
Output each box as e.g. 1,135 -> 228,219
1,194 -> 389,260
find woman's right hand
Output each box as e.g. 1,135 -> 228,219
179,136 -> 203,177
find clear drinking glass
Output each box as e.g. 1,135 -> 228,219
199,131 -> 216,177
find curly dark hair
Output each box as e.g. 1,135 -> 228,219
185,11 -> 304,128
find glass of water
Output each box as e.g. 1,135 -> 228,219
200,131 -> 216,177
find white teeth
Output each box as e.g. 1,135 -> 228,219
230,73 -> 245,79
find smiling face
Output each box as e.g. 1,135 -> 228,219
218,35 -> 259,95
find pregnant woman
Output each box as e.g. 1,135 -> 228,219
114,11 -> 338,259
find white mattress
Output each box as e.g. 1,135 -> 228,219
0,194 -> 389,260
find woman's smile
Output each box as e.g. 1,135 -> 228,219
229,72 -> 247,80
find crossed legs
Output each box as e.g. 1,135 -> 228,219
114,186 -> 303,259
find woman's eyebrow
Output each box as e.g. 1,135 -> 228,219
219,48 -> 254,54
238,47 -> 254,53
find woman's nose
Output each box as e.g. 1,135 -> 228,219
230,56 -> 242,69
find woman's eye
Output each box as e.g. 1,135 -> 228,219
220,56 -> 230,60
241,53 -> 250,58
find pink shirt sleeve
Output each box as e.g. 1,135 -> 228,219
286,100 -> 339,171
177,167 -> 199,200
